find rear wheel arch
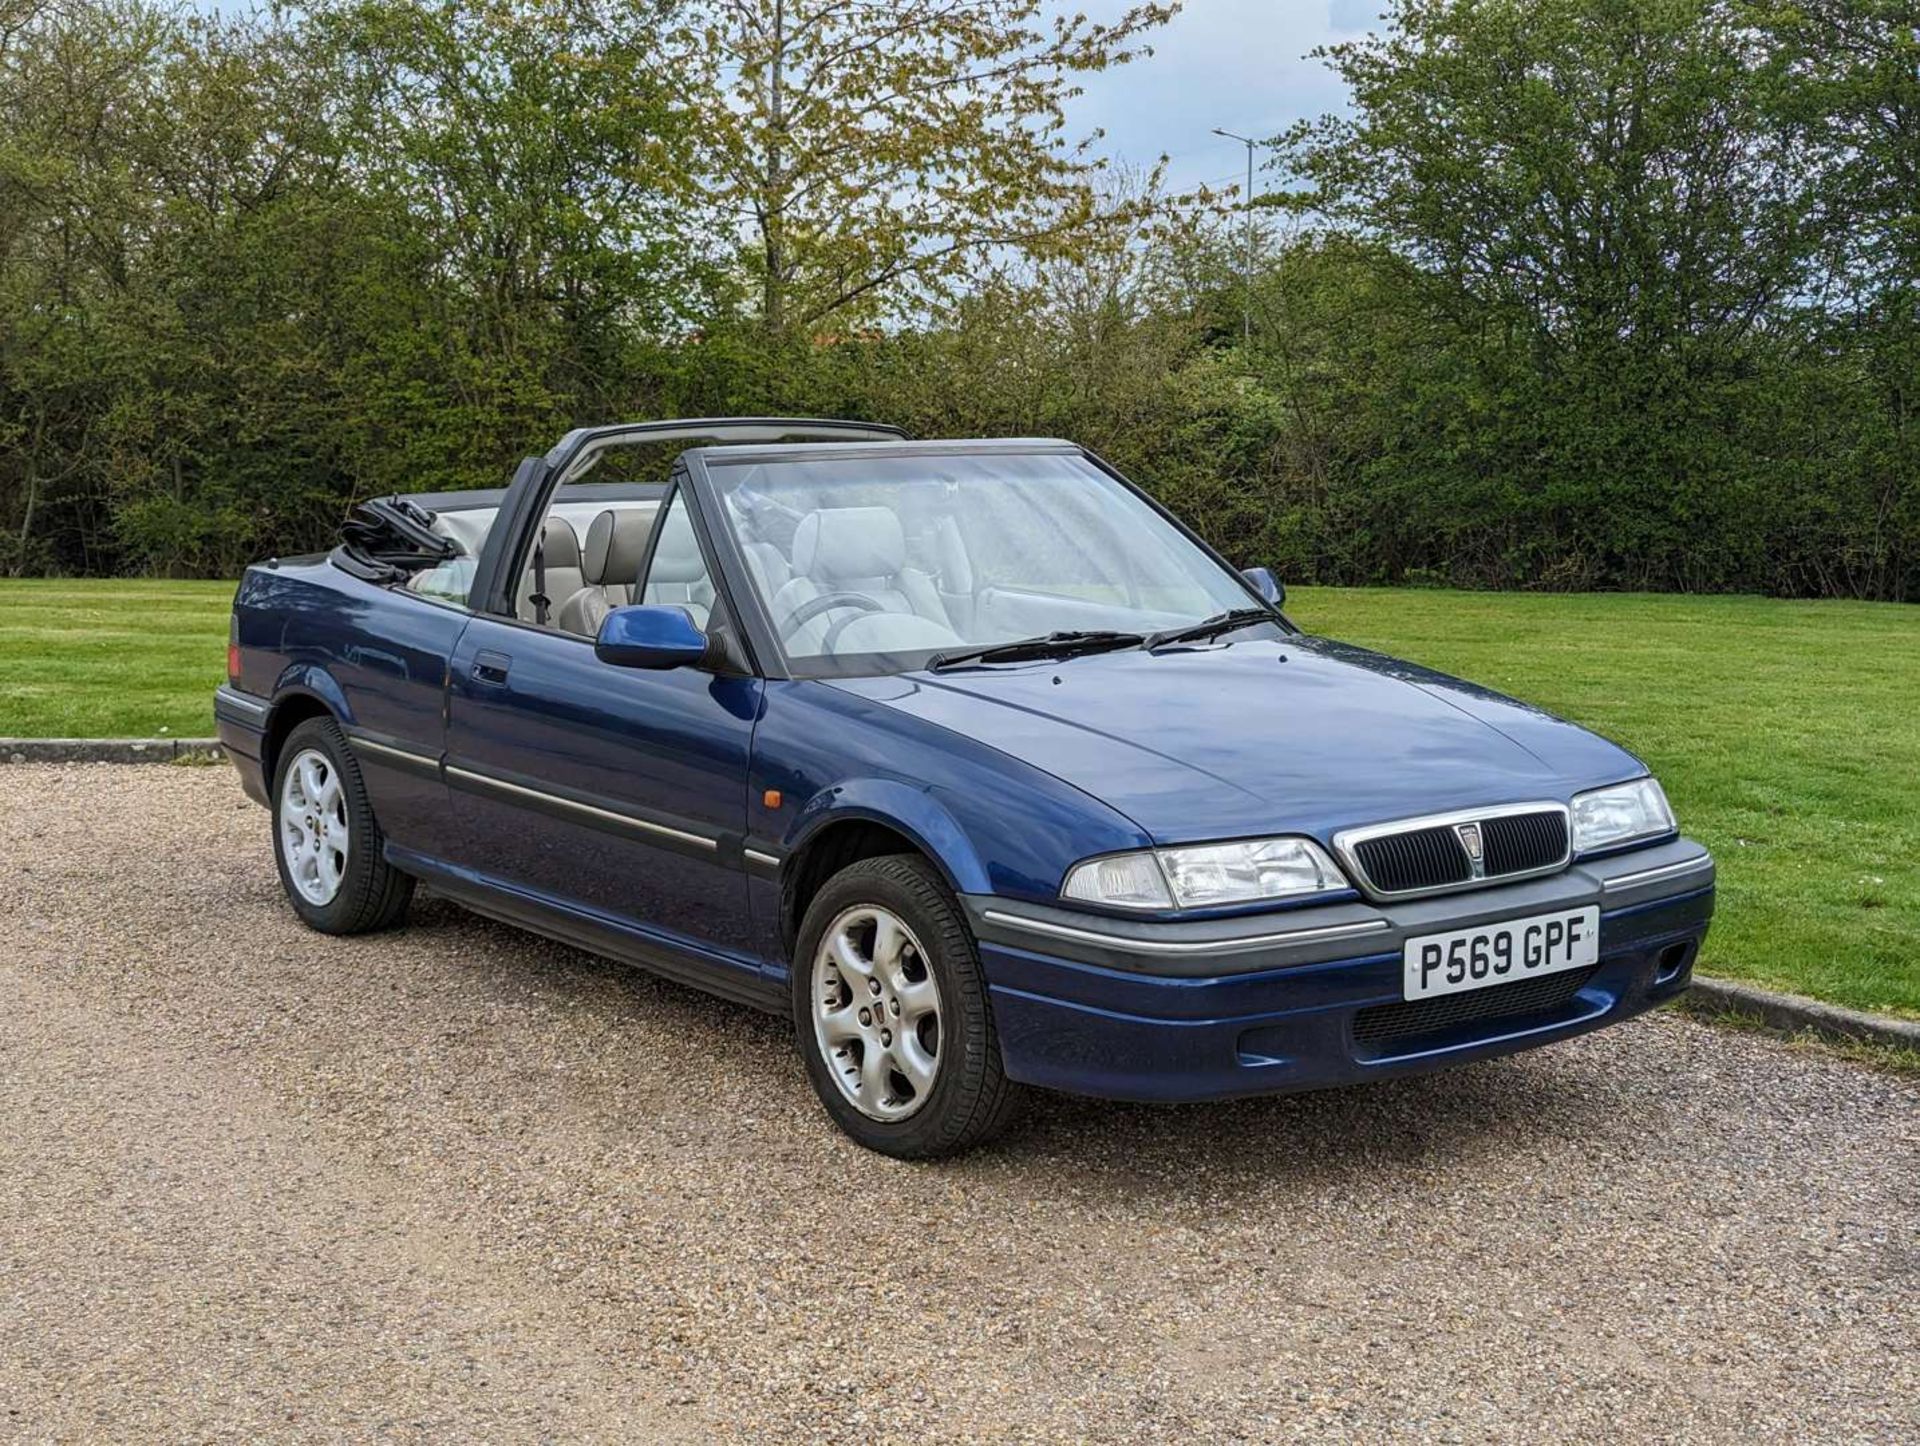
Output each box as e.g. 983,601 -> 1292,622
262,692 -> 335,784
261,663 -> 356,781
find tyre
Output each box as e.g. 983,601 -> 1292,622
792,854 -> 1019,1158
270,716 -> 414,935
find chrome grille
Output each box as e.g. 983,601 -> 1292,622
1352,826 -> 1472,894
1481,810 -> 1569,876
1336,803 -> 1571,899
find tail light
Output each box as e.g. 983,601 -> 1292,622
227,615 -> 241,686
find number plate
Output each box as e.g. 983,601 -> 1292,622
1402,906 -> 1601,1000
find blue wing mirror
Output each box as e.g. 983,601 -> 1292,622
595,605 -> 713,670
1241,566 -> 1285,608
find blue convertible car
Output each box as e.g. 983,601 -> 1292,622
217,418 -> 1715,1156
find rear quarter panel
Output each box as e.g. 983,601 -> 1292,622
234,559 -> 467,848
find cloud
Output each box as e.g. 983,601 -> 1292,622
1068,1 -> 1376,192
1329,0 -> 1383,33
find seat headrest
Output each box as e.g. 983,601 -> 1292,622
649,510 -> 709,584
933,515 -> 973,593
793,507 -> 906,583
743,541 -> 791,596
537,516 -> 581,568
433,509 -> 494,558
583,508 -> 653,586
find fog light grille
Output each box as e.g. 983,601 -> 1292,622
1352,966 -> 1599,1050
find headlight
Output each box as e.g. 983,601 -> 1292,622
1061,837 -> 1348,910
1571,777 -> 1675,853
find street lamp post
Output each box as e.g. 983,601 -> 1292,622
1213,127 -> 1258,346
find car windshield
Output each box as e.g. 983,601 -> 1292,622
707,449 -> 1277,675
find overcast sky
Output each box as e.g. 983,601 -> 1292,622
1069,1 -> 1382,195
201,1 -> 1380,198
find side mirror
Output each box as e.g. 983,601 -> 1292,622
1241,566 -> 1285,608
595,605 -> 711,670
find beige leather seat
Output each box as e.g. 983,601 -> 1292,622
556,508 -> 653,637
742,541 -> 791,602
516,517 -> 583,624
769,507 -> 961,654
640,506 -> 716,626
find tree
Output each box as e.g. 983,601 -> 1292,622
310,0 -> 705,431
1751,0 -> 1920,598
1751,0 -> 1919,295
1276,0 -> 1819,350
1268,0 -> 1828,590
0,0 -> 172,574
666,0 -> 1176,331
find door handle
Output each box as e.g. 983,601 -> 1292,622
471,650 -> 512,685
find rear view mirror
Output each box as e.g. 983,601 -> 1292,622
595,605 -> 712,670
1241,566 -> 1285,608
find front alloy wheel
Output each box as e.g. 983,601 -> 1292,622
811,905 -> 943,1121
792,854 -> 1018,1158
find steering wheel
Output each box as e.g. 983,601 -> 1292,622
778,591 -> 884,641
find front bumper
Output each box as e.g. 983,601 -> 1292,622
964,839 -> 1715,1102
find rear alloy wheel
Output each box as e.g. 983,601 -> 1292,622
280,746 -> 349,906
793,855 -> 1018,1158
270,716 -> 413,935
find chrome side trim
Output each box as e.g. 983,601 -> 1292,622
345,733 -> 443,782
213,685 -> 270,720
744,848 -> 782,870
351,735 -> 437,766
444,765 -> 718,852
1600,854 -> 1713,893
979,910 -> 1390,957
1333,800 -> 1572,902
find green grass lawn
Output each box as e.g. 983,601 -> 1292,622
0,579 -> 234,738
2,577 -> 1915,1017
1287,588 -> 1919,1020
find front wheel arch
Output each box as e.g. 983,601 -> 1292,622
777,786 -> 988,954
781,817 -> 924,955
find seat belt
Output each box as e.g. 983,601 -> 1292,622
531,530 -> 550,626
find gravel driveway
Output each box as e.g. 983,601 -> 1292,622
2,764 -> 1915,1443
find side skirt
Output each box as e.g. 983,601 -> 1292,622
387,845 -> 788,1014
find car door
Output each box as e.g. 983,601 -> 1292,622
441,487 -> 763,961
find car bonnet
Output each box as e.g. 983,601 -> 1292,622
828,637 -> 1645,847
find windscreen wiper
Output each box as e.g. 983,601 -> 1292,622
1143,607 -> 1279,652
928,630 -> 1145,672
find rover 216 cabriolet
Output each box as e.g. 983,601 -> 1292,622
216,418 -> 1715,1157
